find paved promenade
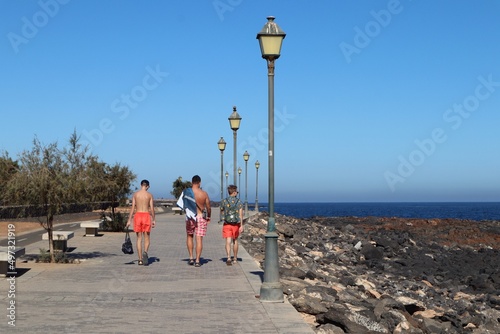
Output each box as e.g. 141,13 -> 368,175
2,210 -> 314,333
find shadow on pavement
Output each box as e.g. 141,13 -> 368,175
6,267 -> 31,278
250,271 -> 264,282
21,251 -> 115,262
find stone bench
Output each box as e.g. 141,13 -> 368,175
172,207 -> 183,215
42,231 -> 74,252
80,220 -> 103,236
0,247 -> 25,277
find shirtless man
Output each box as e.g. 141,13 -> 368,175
185,175 -> 211,267
126,180 -> 155,265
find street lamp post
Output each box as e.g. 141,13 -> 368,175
218,137 -> 226,224
225,171 -> 229,190
257,16 -> 286,302
238,167 -> 242,198
228,106 -> 242,186
243,151 -> 249,217
255,160 -> 260,212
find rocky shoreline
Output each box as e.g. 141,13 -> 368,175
240,212 -> 500,334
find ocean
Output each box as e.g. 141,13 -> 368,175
252,202 -> 500,221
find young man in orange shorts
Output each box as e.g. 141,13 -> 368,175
126,180 -> 155,265
220,185 -> 244,265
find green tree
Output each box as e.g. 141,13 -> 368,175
62,130 -> 136,216
61,130 -> 97,203
84,156 -> 109,203
100,162 -> 136,229
3,137 -> 66,263
0,151 -> 19,204
171,176 -> 191,199
2,132 -> 137,260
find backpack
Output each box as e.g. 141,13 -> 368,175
223,198 -> 241,223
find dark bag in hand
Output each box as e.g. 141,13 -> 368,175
122,231 -> 134,254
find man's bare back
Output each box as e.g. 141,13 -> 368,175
134,189 -> 154,213
193,186 -> 211,218
127,180 -> 155,227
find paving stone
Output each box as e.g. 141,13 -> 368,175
4,209 -> 313,333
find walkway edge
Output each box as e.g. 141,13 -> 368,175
238,242 -> 315,333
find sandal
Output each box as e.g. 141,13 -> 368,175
226,259 -> 232,266
188,259 -> 195,266
138,260 -> 143,265
194,262 -> 201,267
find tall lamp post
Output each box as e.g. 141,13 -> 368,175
228,106 -> 242,186
218,137 -> 226,223
257,16 -> 286,302
238,167 -> 242,198
255,160 -> 260,212
243,151 -> 250,217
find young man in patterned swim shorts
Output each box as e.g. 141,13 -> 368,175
185,175 -> 211,267
126,180 -> 155,265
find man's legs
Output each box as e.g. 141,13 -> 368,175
225,237 -> 232,260
136,232 -> 143,263
186,234 -> 194,260
144,232 -> 151,252
195,235 -> 203,263
233,238 -> 239,262
143,232 -> 150,265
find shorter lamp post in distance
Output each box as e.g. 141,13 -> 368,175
238,167 -> 242,199
243,150 -> 249,218
225,171 -> 229,190
255,160 -> 260,212
218,137 -> 226,224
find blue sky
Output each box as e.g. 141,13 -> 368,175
1,0 -> 500,203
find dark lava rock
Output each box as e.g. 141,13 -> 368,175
241,213 -> 500,334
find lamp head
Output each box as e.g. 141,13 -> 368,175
255,160 -> 260,169
218,137 -> 226,151
243,151 -> 250,162
228,106 -> 242,131
256,16 -> 286,60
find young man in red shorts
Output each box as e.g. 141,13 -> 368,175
126,180 -> 155,265
220,185 -> 244,265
